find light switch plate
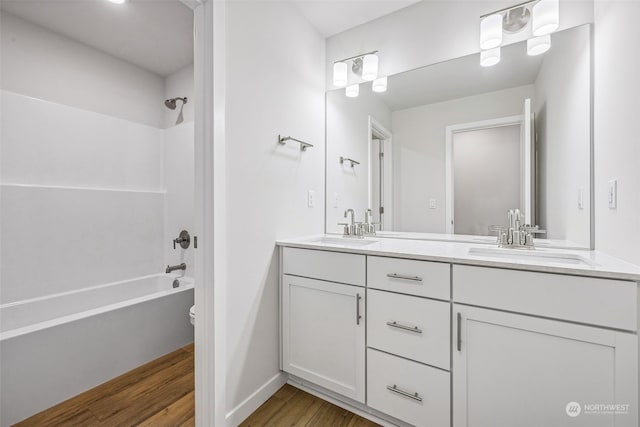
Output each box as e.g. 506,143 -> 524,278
607,179 -> 617,209
333,192 -> 339,208
429,198 -> 437,209
307,190 -> 315,208
578,187 -> 584,210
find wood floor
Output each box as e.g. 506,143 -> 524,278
14,344 -> 378,427
13,344 -> 195,427
239,384 -> 380,427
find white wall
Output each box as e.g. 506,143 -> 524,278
325,0 -> 594,89
0,12 -> 165,128
534,25 -> 591,247
224,0 -> 325,419
164,64 -> 195,129
0,91 -> 164,304
593,0 -> 640,265
163,122 -> 195,272
326,88 -> 391,233
391,84 -> 534,232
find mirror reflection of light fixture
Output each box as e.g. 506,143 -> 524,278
527,34 -> 551,55
333,62 -> 348,87
345,84 -> 359,98
108,0 -> 126,3
532,0 -> 559,36
372,76 -> 387,93
481,47 -> 501,67
480,14 -> 503,50
362,54 -> 379,81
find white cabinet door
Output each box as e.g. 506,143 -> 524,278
453,305 -> 638,427
282,274 -> 365,402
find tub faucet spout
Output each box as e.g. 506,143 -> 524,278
166,263 -> 186,274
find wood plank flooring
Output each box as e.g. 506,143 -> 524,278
13,344 -> 195,427
14,344 -> 378,427
239,384 -> 381,427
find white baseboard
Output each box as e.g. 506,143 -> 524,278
225,372 -> 287,426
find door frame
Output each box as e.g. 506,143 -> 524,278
444,115 -> 522,234
184,0 -> 226,425
367,116 -> 393,230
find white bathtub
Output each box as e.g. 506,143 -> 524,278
0,273 -> 194,426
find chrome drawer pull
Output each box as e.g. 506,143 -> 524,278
386,321 -> 423,334
386,384 -> 423,402
386,273 -> 423,282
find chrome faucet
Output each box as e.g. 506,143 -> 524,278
489,209 -> 546,249
338,209 -> 364,238
166,263 -> 186,274
362,209 -> 378,235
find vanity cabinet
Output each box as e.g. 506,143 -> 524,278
281,248 -> 366,402
452,265 -> 638,427
453,305 -> 638,427
280,244 -> 639,427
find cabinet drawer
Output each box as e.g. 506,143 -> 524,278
367,256 -> 450,300
367,348 -> 450,427
368,289 -> 450,369
453,265 -> 638,331
282,247 -> 365,286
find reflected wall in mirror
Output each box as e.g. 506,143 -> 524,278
326,24 -> 592,248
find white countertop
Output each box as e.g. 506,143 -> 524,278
276,234 -> 640,282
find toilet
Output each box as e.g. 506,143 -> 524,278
189,305 -> 195,326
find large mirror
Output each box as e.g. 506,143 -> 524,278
326,24 -> 592,248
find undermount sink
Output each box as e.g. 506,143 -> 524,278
468,247 -> 598,267
310,237 -> 378,247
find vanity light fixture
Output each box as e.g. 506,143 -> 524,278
527,34 -> 551,55
532,0 -> 559,36
108,0 -> 127,4
478,0 -> 559,66
372,76 -> 387,93
345,84 -> 359,98
480,14 -> 503,50
332,50 -> 379,89
480,47 -> 501,67
333,62 -> 348,87
362,53 -> 379,81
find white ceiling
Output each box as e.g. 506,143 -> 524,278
292,0 -> 421,38
370,41 -> 544,111
0,0 -> 194,77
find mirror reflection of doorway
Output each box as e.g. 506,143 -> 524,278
368,117 -> 392,230
453,125 -> 521,235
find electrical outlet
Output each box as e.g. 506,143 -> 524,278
429,198 -> 437,209
307,190 -> 315,208
333,192 -> 339,208
608,179 -> 617,209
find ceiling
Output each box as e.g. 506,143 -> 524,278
370,40 -> 544,111
0,0 -> 194,77
292,0 -> 421,38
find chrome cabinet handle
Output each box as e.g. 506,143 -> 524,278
457,312 -> 462,352
386,321 -> 422,334
356,293 -> 362,325
386,384 -> 422,402
386,273 -> 423,282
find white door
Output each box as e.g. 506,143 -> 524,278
282,275 -> 365,402
453,305 -> 638,427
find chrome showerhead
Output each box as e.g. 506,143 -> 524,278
164,97 -> 188,125
164,97 -> 187,110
